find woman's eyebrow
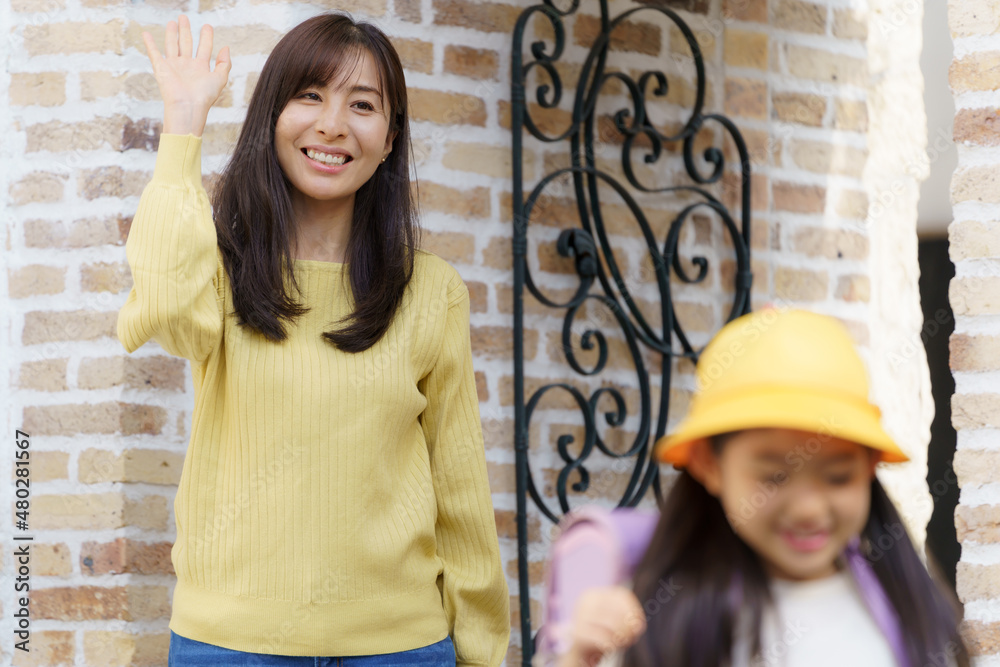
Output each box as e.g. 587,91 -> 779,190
349,84 -> 383,99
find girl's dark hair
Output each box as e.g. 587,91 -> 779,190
623,449 -> 969,666
212,13 -> 417,352
622,471 -> 771,666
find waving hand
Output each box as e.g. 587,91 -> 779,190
143,15 -> 231,137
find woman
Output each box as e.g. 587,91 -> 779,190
118,13 -> 509,666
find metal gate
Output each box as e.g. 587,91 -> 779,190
509,1 -> 754,662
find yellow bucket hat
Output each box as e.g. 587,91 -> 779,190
655,308 -> 909,466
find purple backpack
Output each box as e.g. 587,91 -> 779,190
536,505 -> 910,667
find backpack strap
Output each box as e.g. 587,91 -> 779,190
843,539 -> 911,667
535,506 -> 659,660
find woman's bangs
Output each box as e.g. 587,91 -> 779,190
294,32 -> 386,104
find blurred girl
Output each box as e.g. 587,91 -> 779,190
553,309 -> 967,667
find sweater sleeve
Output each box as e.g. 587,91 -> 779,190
420,276 -> 511,667
117,134 -> 224,361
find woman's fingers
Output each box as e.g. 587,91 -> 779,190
141,31 -> 162,68
195,24 -> 214,62
165,19 -> 179,58
215,46 -> 231,75
178,15 -> 193,58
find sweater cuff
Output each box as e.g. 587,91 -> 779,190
153,133 -> 203,188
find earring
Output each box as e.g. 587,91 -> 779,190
380,156 -> 387,163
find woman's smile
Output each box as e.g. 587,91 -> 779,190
301,146 -> 354,172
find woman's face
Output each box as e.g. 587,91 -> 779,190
274,50 -> 394,214
693,429 -> 879,581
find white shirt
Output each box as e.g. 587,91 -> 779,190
732,570 -> 897,667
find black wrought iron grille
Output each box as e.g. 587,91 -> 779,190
510,0 -> 754,662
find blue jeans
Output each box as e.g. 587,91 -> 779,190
168,632 -> 456,667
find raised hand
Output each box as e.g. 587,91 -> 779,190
143,15 -> 231,137
559,587 -> 647,667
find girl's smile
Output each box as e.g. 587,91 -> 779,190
781,528 -> 831,553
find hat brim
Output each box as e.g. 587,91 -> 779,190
655,386 -> 909,466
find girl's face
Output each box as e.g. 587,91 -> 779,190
692,428 -> 879,581
274,50 -> 394,215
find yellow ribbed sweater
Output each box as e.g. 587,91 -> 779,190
117,134 -> 509,664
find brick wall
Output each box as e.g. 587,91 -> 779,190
2,0 -> 934,665
947,0 -> 1000,659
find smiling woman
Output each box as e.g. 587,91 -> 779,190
213,15 -> 415,351
274,61 -> 395,259
116,12 -> 509,667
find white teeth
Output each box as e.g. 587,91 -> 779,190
306,148 -> 348,165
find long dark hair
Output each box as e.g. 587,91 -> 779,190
623,468 -> 969,665
212,13 -> 417,352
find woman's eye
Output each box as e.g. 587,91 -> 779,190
354,101 -> 376,111
299,92 -> 320,101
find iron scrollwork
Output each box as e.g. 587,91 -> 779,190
511,1 -> 753,663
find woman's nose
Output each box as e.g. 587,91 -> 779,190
315,103 -> 348,137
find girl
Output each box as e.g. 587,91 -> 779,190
117,13 -> 509,666
549,309 -> 968,667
